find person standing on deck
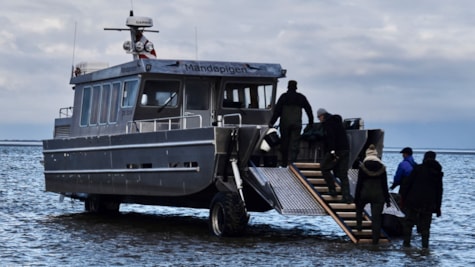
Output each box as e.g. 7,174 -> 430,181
355,144 -> 391,244
317,108 -> 353,204
390,147 -> 417,192
269,80 -> 313,167
400,151 -> 443,248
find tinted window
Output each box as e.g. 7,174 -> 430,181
80,87 -> 92,126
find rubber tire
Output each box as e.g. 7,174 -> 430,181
209,192 -> 249,237
85,195 -> 120,214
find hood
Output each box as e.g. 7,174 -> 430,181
360,160 -> 386,177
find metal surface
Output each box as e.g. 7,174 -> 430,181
249,167 -> 326,215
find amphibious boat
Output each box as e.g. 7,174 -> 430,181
42,11 -> 394,242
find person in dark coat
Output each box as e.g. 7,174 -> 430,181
354,144 -> 391,244
400,151 -> 443,248
317,108 -> 352,203
269,80 -> 313,167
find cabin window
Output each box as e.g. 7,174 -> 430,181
109,82 -> 121,123
223,82 -> 273,109
99,84 -> 111,124
80,87 -> 92,126
122,80 -> 139,108
141,80 -> 180,107
89,85 -> 101,125
186,80 -> 209,110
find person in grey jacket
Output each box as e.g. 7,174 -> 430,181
355,144 -> 391,244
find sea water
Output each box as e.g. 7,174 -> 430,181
1,145 -> 474,266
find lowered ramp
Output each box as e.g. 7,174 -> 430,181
248,166 -> 326,215
246,162 -> 390,244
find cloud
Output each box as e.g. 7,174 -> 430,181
0,0 -> 474,148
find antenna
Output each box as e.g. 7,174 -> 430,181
71,21 -> 78,78
195,26 -> 198,60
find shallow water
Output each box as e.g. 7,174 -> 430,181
1,145 -> 474,266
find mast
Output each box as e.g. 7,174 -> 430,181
104,10 -> 159,60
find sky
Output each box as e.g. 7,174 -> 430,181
0,0 -> 474,149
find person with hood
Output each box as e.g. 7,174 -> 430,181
400,151 -> 443,248
317,108 -> 352,203
354,144 -> 391,244
390,147 -> 417,192
269,80 -> 313,167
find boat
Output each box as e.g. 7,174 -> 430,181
42,11 -> 391,240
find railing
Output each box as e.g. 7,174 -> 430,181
59,107 -> 73,118
126,114 -> 203,133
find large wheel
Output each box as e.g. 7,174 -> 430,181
85,195 -> 120,214
209,192 -> 249,237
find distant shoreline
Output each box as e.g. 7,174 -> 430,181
0,141 -> 42,146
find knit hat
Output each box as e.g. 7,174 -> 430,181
366,144 -> 378,157
364,144 -> 382,163
288,80 -> 297,90
317,108 -> 328,117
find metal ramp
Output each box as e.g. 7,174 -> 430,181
248,167 -> 327,215
246,162 -> 390,244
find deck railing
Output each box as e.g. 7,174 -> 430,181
126,114 -> 203,133
59,107 -> 73,118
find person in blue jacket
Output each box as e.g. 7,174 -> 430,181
390,147 -> 417,192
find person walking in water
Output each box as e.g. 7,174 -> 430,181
355,144 -> 391,244
400,151 -> 443,249
390,147 -> 416,192
269,80 -> 313,167
317,108 -> 353,203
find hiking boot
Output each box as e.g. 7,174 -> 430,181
342,194 -> 353,204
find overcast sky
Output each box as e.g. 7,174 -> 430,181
1,0 -> 474,149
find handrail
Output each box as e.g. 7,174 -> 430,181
222,113 -> 242,127
126,114 -> 203,133
59,107 -> 73,118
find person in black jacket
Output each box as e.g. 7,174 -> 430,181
355,144 -> 391,244
269,80 -> 313,167
400,151 -> 443,248
317,108 -> 352,203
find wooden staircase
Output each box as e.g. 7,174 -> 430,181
291,162 -> 390,244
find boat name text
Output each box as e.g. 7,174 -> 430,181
184,64 -> 249,75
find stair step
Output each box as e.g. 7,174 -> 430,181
336,211 -> 356,218
357,238 -> 389,244
345,220 -> 371,227
307,178 -> 326,185
329,203 -> 356,210
293,162 -> 321,169
300,170 -> 323,177
353,229 -> 373,235
322,195 -> 343,201
314,186 -> 341,193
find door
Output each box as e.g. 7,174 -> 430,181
183,79 -> 213,128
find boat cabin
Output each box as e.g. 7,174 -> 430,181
55,59 -> 285,139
